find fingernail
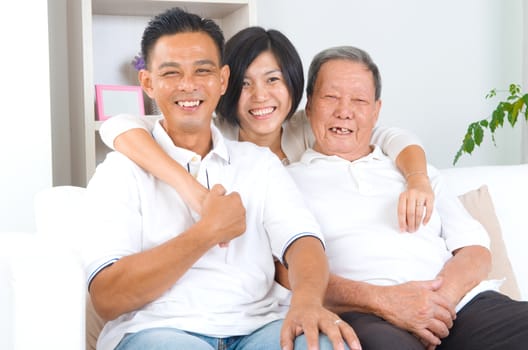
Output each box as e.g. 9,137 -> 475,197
351,340 -> 362,350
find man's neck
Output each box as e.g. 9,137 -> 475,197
161,120 -> 213,158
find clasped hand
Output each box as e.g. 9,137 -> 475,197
377,279 -> 456,348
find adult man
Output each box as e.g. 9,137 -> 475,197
286,46 -> 528,349
82,8 -> 359,350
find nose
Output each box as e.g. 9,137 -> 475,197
177,74 -> 197,92
250,81 -> 270,101
335,99 -> 353,119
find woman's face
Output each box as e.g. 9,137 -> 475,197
236,51 -> 292,141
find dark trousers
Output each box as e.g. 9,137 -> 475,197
340,291 -> 528,350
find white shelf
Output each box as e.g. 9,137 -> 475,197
68,0 -> 256,186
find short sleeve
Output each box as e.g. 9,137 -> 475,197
99,113 -> 159,150
371,126 -> 423,161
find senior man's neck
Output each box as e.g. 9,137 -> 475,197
315,144 -> 374,162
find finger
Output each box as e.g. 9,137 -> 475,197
398,193 -> 408,232
320,319 -> 346,350
301,322 -> 320,350
423,196 -> 434,225
338,321 -> 362,350
415,328 -> 441,348
406,195 -> 417,232
427,318 -> 450,339
414,200 -> 425,230
210,183 -> 226,195
279,321 -> 296,350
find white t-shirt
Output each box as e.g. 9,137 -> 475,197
82,122 -> 323,350
99,110 -> 422,164
287,146 -> 494,311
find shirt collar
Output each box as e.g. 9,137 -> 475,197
152,119 -> 230,164
300,145 -> 386,165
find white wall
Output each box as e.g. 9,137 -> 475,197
256,0 -> 525,168
0,0 -> 52,232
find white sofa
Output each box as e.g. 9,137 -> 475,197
0,164 -> 526,350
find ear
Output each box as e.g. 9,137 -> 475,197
219,64 -> 230,96
139,69 -> 154,99
372,100 -> 381,125
305,97 -> 312,119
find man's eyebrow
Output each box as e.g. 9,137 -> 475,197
195,59 -> 218,66
158,62 -> 180,69
158,60 -> 218,69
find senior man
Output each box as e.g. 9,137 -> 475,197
285,46 -> 528,349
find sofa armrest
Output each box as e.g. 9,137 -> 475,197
0,232 -> 85,349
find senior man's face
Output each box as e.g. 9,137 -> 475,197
306,59 -> 381,161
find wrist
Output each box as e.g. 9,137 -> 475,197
404,170 -> 428,180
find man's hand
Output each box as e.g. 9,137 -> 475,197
398,173 -> 434,232
375,279 -> 456,347
280,303 -> 361,350
200,184 -> 246,245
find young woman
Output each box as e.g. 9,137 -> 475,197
100,26 -> 433,232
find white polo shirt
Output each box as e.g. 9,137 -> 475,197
288,147 -> 492,310
82,122 -> 323,350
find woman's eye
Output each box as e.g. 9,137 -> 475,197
268,76 -> 281,83
242,80 -> 250,88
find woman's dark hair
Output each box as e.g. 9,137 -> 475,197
141,7 -> 225,68
216,27 -> 304,125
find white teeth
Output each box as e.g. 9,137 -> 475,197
250,107 -> 274,116
330,127 -> 352,134
177,100 -> 200,107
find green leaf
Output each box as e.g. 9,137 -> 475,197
473,124 -> 484,145
453,148 -> 463,165
509,83 -> 521,95
509,99 -> 523,127
479,120 -> 489,127
486,89 -> 497,99
462,135 -> 475,154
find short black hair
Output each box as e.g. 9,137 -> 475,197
307,46 -> 382,100
141,7 -> 225,69
216,27 -> 304,125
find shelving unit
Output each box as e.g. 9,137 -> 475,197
67,0 -> 256,186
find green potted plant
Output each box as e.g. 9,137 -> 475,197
453,84 -> 528,165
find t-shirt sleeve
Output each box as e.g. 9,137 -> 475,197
81,153 -> 144,287
430,167 -> 490,252
99,113 -> 159,150
262,154 -> 324,263
371,125 -> 423,161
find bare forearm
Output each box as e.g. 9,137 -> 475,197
435,245 -> 491,305
395,145 -> 428,178
114,128 -> 208,213
90,221 -> 215,320
324,273 -> 379,314
286,237 -> 328,306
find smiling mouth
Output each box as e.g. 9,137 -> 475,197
330,127 -> 353,135
176,100 -> 202,109
249,107 -> 276,117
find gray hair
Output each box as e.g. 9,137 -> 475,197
306,46 -> 382,100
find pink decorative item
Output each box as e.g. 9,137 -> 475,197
95,84 -> 145,121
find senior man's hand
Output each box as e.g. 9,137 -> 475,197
280,302 -> 361,350
373,279 -> 456,347
398,172 -> 435,232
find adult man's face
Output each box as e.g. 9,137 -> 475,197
306,59 -> 381,161
140,31 -> 229,140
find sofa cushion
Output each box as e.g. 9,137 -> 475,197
458,185 -> 521,300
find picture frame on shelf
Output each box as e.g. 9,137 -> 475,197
95,84 -> 145,121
